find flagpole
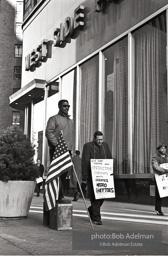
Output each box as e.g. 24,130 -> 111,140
72,164 -> 94,230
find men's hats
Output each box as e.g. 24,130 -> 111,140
157,144 -> 167,150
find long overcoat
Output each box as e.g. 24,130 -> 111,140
82,141 -> 112,199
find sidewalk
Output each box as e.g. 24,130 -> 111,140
0,194 -> 167,255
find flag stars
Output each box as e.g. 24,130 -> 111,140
54,136 -> 69,156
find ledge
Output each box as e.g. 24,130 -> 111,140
114,173 -> 154,179
9,79 -> 46,110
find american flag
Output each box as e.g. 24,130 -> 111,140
44,132 -> 73,211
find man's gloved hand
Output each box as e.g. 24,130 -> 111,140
163,169 -> 168,174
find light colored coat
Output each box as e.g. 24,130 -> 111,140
46,112 -> 73,150
152,152 -> 168,175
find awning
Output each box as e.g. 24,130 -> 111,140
9,79 -> 46,110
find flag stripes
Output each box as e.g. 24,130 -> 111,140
47,162 -> 72,182
44,132 -> 73,211
45,153 -> 72,184
44,178 -> 60,211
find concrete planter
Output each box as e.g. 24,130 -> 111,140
0,180 -> 36,218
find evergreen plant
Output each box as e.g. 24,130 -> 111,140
0,125 -> 39,182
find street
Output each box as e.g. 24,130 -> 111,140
0,194 -> 168,255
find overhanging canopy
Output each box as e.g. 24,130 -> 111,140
9,79 -> 46,110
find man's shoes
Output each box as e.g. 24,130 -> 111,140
73,192 -> 80,201
57,198 -> 71,204
156,211 -> 164,216
36,194 -> 40,197
88,207 -> 102,225
93,220 -> 102,225
75,192 -> 80,201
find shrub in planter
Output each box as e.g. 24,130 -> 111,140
0,125 -> 40,217
0,125 -> 39,182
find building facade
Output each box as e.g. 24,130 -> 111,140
10,0 -> 168,203
0,0 -> 24,133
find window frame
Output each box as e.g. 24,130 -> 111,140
12,111 -> 21,125
14,66 -> 22,80
14,44 -> 22,58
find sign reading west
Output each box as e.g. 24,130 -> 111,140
25,5 -> 85,72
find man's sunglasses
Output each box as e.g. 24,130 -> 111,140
62,105 -> 70,108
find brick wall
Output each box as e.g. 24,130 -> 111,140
0,0 -> 24,135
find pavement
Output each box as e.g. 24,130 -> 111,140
0,194 -> 168,256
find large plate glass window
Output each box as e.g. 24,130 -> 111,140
79,55 -> 99,151
103,38 -> 128,174
132,12 -> 167,174
61,70 -> 76,151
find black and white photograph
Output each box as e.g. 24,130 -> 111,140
0,0 -> 168,255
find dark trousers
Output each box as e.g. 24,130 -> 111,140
49,147 -> 68,199
58,171 -> 68,199
35,182 -> 42,195
87,179 -> 104,221
89,199 -> 104,222
155,181 -> 162,212
72,183 -> 80,200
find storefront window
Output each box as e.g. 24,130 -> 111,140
61,70 -> 76,150
45,87 -> 60,167
103,38 -> 128,174
61,70 -> 76,120
79,55 -> 99,151
34,100 -> 45,160
133,12 -> 167,173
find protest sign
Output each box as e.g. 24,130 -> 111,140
155,163 -> 168,198
91,159 -> 115,199
36,177 -> 43,184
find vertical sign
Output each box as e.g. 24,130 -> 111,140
91,159 -> 115,199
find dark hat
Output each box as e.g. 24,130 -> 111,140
157,144 -> 167,150
75,150 -> 80,155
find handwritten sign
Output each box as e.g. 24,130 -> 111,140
155,173 -> 168,198
91,159 -> 115,199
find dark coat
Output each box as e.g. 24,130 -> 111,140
69,155 -> 82,188
37,164 -> 44,178
82,141 -> 112,199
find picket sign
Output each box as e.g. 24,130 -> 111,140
155,163 -> 168,198
90,159 -> 115,199
36,177 -> 43,184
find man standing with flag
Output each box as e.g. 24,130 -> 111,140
44,132 -> 73,210
45,99 -> 73,203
